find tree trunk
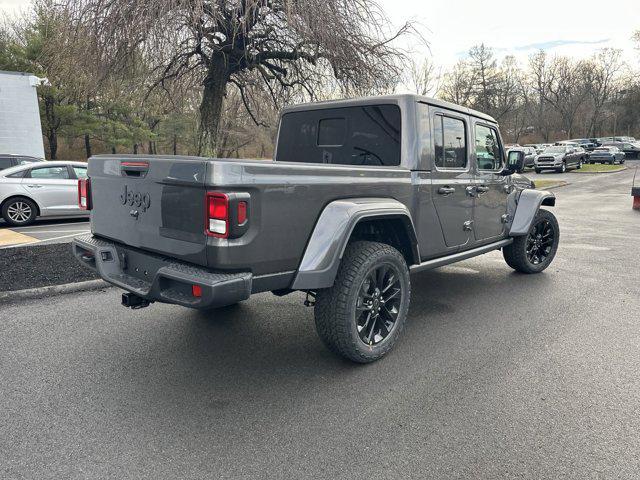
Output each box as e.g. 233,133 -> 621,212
43,94 -> 58,160
198,54 -> 230,156
48,130 -> 58,160
172,135 -> 177,155
111,146 -> 116,154
84,134 -> 92,159
133,143 -> 138,154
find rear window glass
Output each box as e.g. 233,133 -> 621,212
318,118 -> 347,146
276,104 -> 401,166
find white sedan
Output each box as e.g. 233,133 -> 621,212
0,161 -> 89,226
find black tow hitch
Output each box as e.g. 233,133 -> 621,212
121,292 -> 152,309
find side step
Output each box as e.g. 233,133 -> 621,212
410,238 -> 513,273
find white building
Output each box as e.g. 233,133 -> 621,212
0,70 -> 46,158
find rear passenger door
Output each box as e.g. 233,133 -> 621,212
472,121 -> 509,242
429,109 -> 474,249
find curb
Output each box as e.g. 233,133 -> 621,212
535,181 -> 569,190
0,279 -> 112,304
573,166 -> 627,174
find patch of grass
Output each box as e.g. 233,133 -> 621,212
534,180 -> 567,190
575,163 -> 626,173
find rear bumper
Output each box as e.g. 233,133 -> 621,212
72,234 -> 252,309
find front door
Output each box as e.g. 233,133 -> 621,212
472,122 -> 509,242
430,110 -> 474,249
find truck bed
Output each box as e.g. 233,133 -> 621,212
88,155 -> 414,284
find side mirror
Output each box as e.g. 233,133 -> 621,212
502,150 -> 524,175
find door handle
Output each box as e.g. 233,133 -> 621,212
465,186 -> 477,197
438,186 -> 456,196
476,186 -> 489,195
26,185 -> 43,188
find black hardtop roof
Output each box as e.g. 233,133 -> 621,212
281,94 -> 497,124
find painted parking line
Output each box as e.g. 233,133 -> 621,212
0,229 -> 38,247
10,229 -> 89,234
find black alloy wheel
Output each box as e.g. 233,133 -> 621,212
525,217 -> 555,266
314,241 -> 411,363
503,208 -> 559,274
355,263 -> 403,346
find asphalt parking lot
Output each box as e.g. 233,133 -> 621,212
1,163 -> 639,479
0,218 -> 90,249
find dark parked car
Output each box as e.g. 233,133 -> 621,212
535,145 -> 585,173
602,141 -> 640,159
588,146 -> 625,164
568,138 -> 597,151
72,95 -> 558,363
0,154 -> 44,171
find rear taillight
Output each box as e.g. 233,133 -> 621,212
206,192 -> 229,237
78,178 -> 91,210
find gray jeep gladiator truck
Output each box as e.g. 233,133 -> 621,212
72,94 -> 558,363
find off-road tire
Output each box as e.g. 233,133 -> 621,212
535,168 -> 542,174
504,209 -> 559,274
314,241 -> 411,363
556,162 -> 566,173
2,197 -> 38,226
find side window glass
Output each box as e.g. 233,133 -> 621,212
73,166 -> 88,179
475,124 -> 503,170
28,166 -> 70,179
417,103 -> 431,166
0,158 -> 13,169
435,116 -> 467,169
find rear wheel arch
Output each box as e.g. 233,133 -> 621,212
346,216 -> 419,267
291,198 -> 419,290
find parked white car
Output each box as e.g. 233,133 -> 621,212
0,161 -> 89,226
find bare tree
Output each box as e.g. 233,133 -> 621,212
543,56 -> 589,138
406,57 -> 440,96
584,49 -> 625,136
440,60 -> 474,106
468,43 -> 499,114
66,0 -> 413,154
528,51 -> 555,141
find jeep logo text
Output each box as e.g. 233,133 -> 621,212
120,185 -> 151,212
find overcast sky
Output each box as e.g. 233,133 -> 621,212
381,0 -> 640,67
2,0 -> 639,68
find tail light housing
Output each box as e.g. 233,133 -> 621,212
205,192 -> 250,238
78,178 -> 91,210
206,192 -> 229,237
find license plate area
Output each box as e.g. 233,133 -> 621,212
115,246 -> 167,283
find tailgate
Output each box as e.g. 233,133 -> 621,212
88,155 -> 208,266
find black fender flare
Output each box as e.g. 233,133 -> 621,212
291,198 -> 419,290
508,189 -> 556,236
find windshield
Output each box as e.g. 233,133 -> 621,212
594,147 -> 612,152
543,147 -> 565,154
